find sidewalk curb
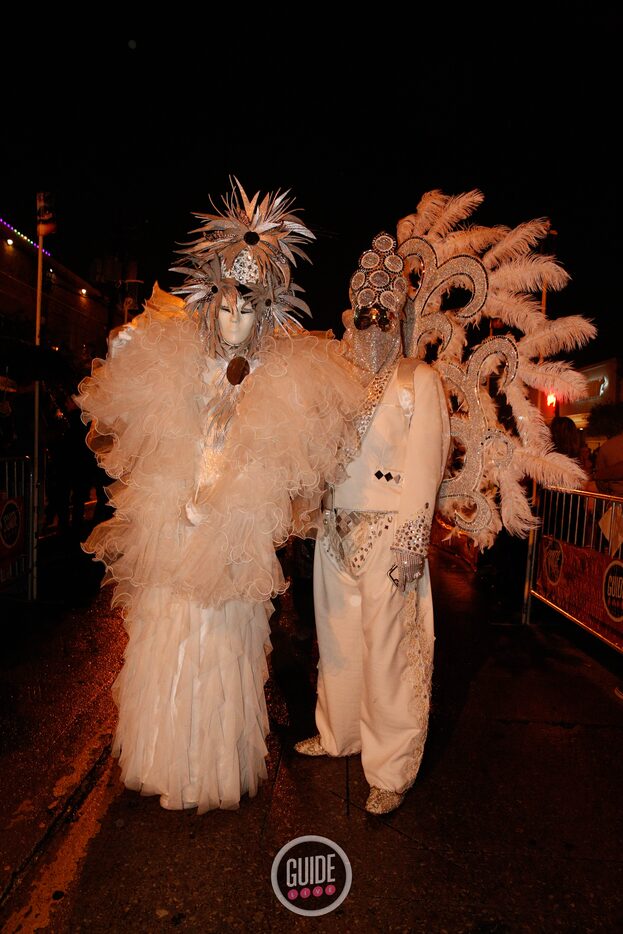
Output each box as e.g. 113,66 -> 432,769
0,740 -> 112,913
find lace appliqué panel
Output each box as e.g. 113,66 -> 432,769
399,589 -> 434,789
322,508 -> 394,576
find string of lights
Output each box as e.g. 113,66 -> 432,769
0,216 -> 51,257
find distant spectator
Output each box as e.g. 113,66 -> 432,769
550,416 -> 581,460
45,391 -> 109,535
549,416 -> 595,496
0,394 -> 16,452
595,429 -> 623,497
579,442 -> 598,493
579,443 -> 594,475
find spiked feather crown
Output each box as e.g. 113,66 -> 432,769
171,178 -> 316,355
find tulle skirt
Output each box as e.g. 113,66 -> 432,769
111,585 -> 272,813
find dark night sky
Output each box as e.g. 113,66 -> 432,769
2,15 -> 621,366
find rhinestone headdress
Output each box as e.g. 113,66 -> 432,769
391,189 -> 596,548
341,233 -> 407,379
349,232 -> 409,330
170,178 -> 315,356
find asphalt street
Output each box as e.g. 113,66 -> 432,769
0,533 -> 622,933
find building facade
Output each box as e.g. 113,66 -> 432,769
0,216 -> 132,379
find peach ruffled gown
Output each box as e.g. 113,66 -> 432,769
77,287 -> 361,812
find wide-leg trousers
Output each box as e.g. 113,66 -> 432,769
313,520 -> 435,793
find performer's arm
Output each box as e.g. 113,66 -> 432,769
391,363 -> 450,591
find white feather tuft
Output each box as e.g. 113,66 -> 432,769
490,255 -> 570,294
518,316 -> 597,358
398,190 -> 449,239
514,449 -> 588,490
499,466 -> 540,536
518,360 -> 589,402
484,219 -> 551,269
426,190 -> 484,241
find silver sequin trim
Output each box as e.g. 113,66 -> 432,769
393,507 -> 431,558
323,508 -> 394,575
353,345 -> 401,447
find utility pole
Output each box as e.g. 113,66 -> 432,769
32,231 -> 44,600
32,193 -> 56,600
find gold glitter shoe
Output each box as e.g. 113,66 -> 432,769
159,794 -> 198,810
294,734 -> 329,756
364,786 -> 405,815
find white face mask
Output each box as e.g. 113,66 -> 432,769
217,294 -> 256,347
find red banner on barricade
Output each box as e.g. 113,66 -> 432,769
535,534 -> 623,653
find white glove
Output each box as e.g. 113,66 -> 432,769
390,548 -> 424,592
109,324 -> 134,357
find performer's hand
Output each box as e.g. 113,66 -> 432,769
185,500 -> 205,526
109,324 -> 134,357
390,548 -> 424,592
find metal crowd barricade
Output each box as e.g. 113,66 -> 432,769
0,456 -> 34,599
524,485 -> 623,653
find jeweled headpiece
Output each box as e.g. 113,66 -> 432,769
170,177 -> 315,355
341,233 -> 408,379
349,232 -> 409,332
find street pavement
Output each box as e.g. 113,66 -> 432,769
0,532 -> 622,933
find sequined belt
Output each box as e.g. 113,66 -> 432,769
322,507 -> 395,576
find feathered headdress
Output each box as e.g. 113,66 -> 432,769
395,189 -> 596,548
170,178 -> 315,354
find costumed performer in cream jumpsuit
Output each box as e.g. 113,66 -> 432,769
296,232 -> 450,815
